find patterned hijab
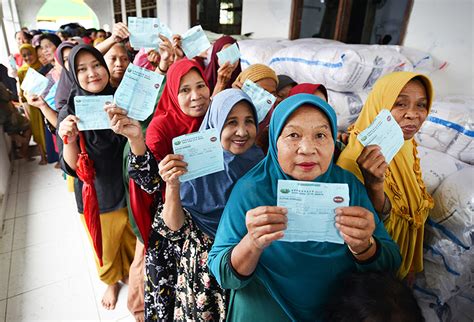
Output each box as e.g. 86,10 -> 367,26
337,71 -> 434,278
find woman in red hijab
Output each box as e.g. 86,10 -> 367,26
205,35 -> 242,96
106,58 -> 211,321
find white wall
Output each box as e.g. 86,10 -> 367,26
241,0 -> 291,38
157,0 -> 190,34
403,0 -> 473,96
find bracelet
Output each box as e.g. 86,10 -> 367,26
348,236 -> 375,256
157,64 -> 168,74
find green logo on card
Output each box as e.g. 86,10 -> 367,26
280,189 -> 290,194
174,141 -> 181,145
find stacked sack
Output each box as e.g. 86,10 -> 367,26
414,96 -> 473,321
238,38 -> 445,131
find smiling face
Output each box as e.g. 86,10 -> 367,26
390,79 -> 429,140
221,101 -> 257,155
16,32 -> 29,47
75,51 -> 109,93
177,69 -> 210,117
20,48 -> 36,66
104,44 -> 130,86
39,39 -> 57,64
277,105 -> 334,181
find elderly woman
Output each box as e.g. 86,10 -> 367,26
208,94 -> 401,321
337,72 -> 434,280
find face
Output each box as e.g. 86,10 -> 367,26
256,78 -> 277,96
62,47 -> 72,71
16,32 -> 29,47
57,32 -> 67,42
36,47 -> 48,65
104,44 -> 130,84
20,48 -> 36,66
96,31 -> 106,39
75,51 -> 109,93
276,84 -> 294,105
221,101 -> 257,155
177,69 -> 210,117
277,105 -> 334,181
40,39 -> 57,64
390,80 -> 429,140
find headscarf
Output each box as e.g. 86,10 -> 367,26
232,63 -> 278,88
180,89 -> 264,238
276,75 -> 297,92
204,36 -> 242,93
17,44 -> 42,80
58,44 -> 125,266
131,59 -> 209,247
146,59 -> 209,161
289,83 -> 328,100
336,71 -> 434,278
209,94 -> 401,321
54,42 -> 76,110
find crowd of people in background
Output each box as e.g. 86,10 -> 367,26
0,20 -> 434,322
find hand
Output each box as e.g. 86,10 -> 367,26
337,131 -> 349,145
232,80 -> 243,90
357,145 -> 387,186
58,114 -> 79,143
335,206 -> 376,253
157,34 -> 174,70
111,22 -> 130,43
147,50 -> 160,65
25,93 -> 47,109
215,62 -> 235,87
245,206 -> 287,250
104,103 -> 142,141
172,34 -> 185,61
158,154 -> 187,188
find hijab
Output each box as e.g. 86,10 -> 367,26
17,44 -> 42,81
209,94 -> 400,321
146,59 -> 209,161
54,42 -> 76,110
204,36 -> 242,93
180,89 -> 264,238
289,83 -> 328,100
337,71 -> 434,278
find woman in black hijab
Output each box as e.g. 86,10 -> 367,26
57,44 -> 135,311
54,41 -> 76,110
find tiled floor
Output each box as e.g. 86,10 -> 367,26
0,158 -> 135,322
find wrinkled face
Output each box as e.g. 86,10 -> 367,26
62,47 -> 72,71
177,69 -> 210,117
16,32 -> 29,47
256,78 -> 277,96
390,80 -> 429,140
40,39 -> 57,64
275,84 -> 294,105
104,44 -> 130,84
75,51 -> 109,93
20,48 -> 35,66
277,105 -> 334,181
221,101 -> 257,155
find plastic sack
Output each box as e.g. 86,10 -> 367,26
417,146 -> 471,194
268,44 -> 412,92
429,167 -> 474,248
327,90 -> 369,131
237,39 -> 290,68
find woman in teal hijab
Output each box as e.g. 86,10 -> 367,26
207,94 -> 401,321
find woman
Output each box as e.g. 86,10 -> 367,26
104,42 -> 130,88
57,44 -> 135,310
208,94 -> 401,321
154,89 -> 264,320
38,33 -> 62,80
204,35 -> 242,96
106,58 -> 211,320
54,41 -> 76,111
17,43 -> 47,165
337,72 -> 434,280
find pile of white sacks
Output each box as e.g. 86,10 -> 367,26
237,38 -> 473,321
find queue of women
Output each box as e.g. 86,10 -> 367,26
9,20 -> 434,321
